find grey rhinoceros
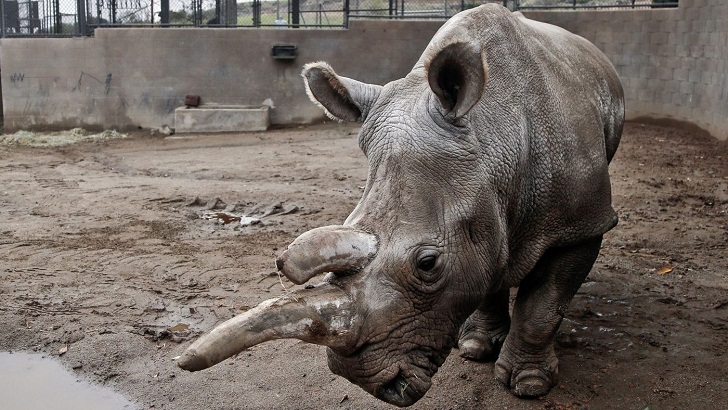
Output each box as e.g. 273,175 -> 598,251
178,4 -> 624,406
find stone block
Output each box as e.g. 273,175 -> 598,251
687,68 -> 703,83
639,65 -> 658,79
650,32 -> 667,46
637,88 -> 654,103
174,104 -> 270,133
658,66 -> 674,81
678,80 -> 695,95
673,66 -> 689,82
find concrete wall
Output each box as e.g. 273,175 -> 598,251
1,0 -> 726,140
524,0 -> 728,140
0,20 -> 443,132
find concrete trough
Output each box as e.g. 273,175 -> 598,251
174,104 -> 270,133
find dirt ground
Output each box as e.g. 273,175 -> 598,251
0,122 -> 726,410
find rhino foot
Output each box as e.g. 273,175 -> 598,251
493,347 -> 558,398
458,290 -> 511,361
458,327 -> 508,361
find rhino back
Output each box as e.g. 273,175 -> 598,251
426,5 -> 624,276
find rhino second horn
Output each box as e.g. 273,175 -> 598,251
276,225 -> 378,285
177,283 -> 354,371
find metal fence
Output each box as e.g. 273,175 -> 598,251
0,0 -> 678,36
516,0 -> 677,9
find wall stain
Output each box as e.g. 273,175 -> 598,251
72,71 -> 113,95
11,73 -> 25,84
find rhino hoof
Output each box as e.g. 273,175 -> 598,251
458,337 -> 500,361
512,373 -> 552,397
493,362 -> 556,398
458,323 -> 507,361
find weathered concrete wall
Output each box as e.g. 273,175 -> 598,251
0,21 -> 444,132
1,0 -> 726,140
524,0 -> 728,140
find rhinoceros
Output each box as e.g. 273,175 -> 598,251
178,4 -> 624,406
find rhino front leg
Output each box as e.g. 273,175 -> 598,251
458,288 -> 511,361
494,236 -> 603,397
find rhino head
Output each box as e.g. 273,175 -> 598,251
290,44 -> 498,406
178,5 -> 623,407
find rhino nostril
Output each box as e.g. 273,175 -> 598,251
275,257 -> 285,271
381,371 -> 410,401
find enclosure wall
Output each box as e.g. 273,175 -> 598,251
524,0 -> 728,140
1,0 -> 726,140
0,21 -> 444,131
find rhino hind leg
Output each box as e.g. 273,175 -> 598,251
494,236 -> 603,398
458,288 -> 511,361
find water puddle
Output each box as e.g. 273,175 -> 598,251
0,351 -> 136,410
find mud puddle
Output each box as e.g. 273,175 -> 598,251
0,352 -> 136,410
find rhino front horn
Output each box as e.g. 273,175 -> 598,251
178,283 -> 354,371
275,225 -> 378,285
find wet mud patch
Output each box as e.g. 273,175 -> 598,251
0,351 -> 136,409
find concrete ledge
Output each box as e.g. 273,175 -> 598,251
174,104 -> 270,133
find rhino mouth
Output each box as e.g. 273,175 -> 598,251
376,369 -> 430,407
332,344 -> 444,407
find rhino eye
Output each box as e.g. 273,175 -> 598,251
414,249 -> 443,286
417,254 -> 438,272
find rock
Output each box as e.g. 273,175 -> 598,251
185,197 -> 205,207
159,124 -> 175,136
205,198 -> 226,210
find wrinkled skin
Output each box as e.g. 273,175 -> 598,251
179,4 -> 624,407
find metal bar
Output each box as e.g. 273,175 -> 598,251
0,0 -> 6,37
343,0 -> 349,28
516,3 -> 679,10
54,0 -> 61,33
253,0 -> 261,27
160,0 -> 169,24
291,0 -> 299,27
213,0 -> 222,26
78,0 -> 88,34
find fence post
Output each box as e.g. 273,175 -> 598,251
225,0 -> 237,26
343,0 -> 349,28
54,0 -> 61,33
253,0 -> 261,26
0,0 -> 5,37
77,0 -> 88,34
160,0 -> 170,24
291,0 -> 300,27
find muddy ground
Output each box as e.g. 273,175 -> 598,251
0,122 -> 726,410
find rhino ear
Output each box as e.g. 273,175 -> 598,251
426,42 -> 488,119
302,62 -> 382,122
